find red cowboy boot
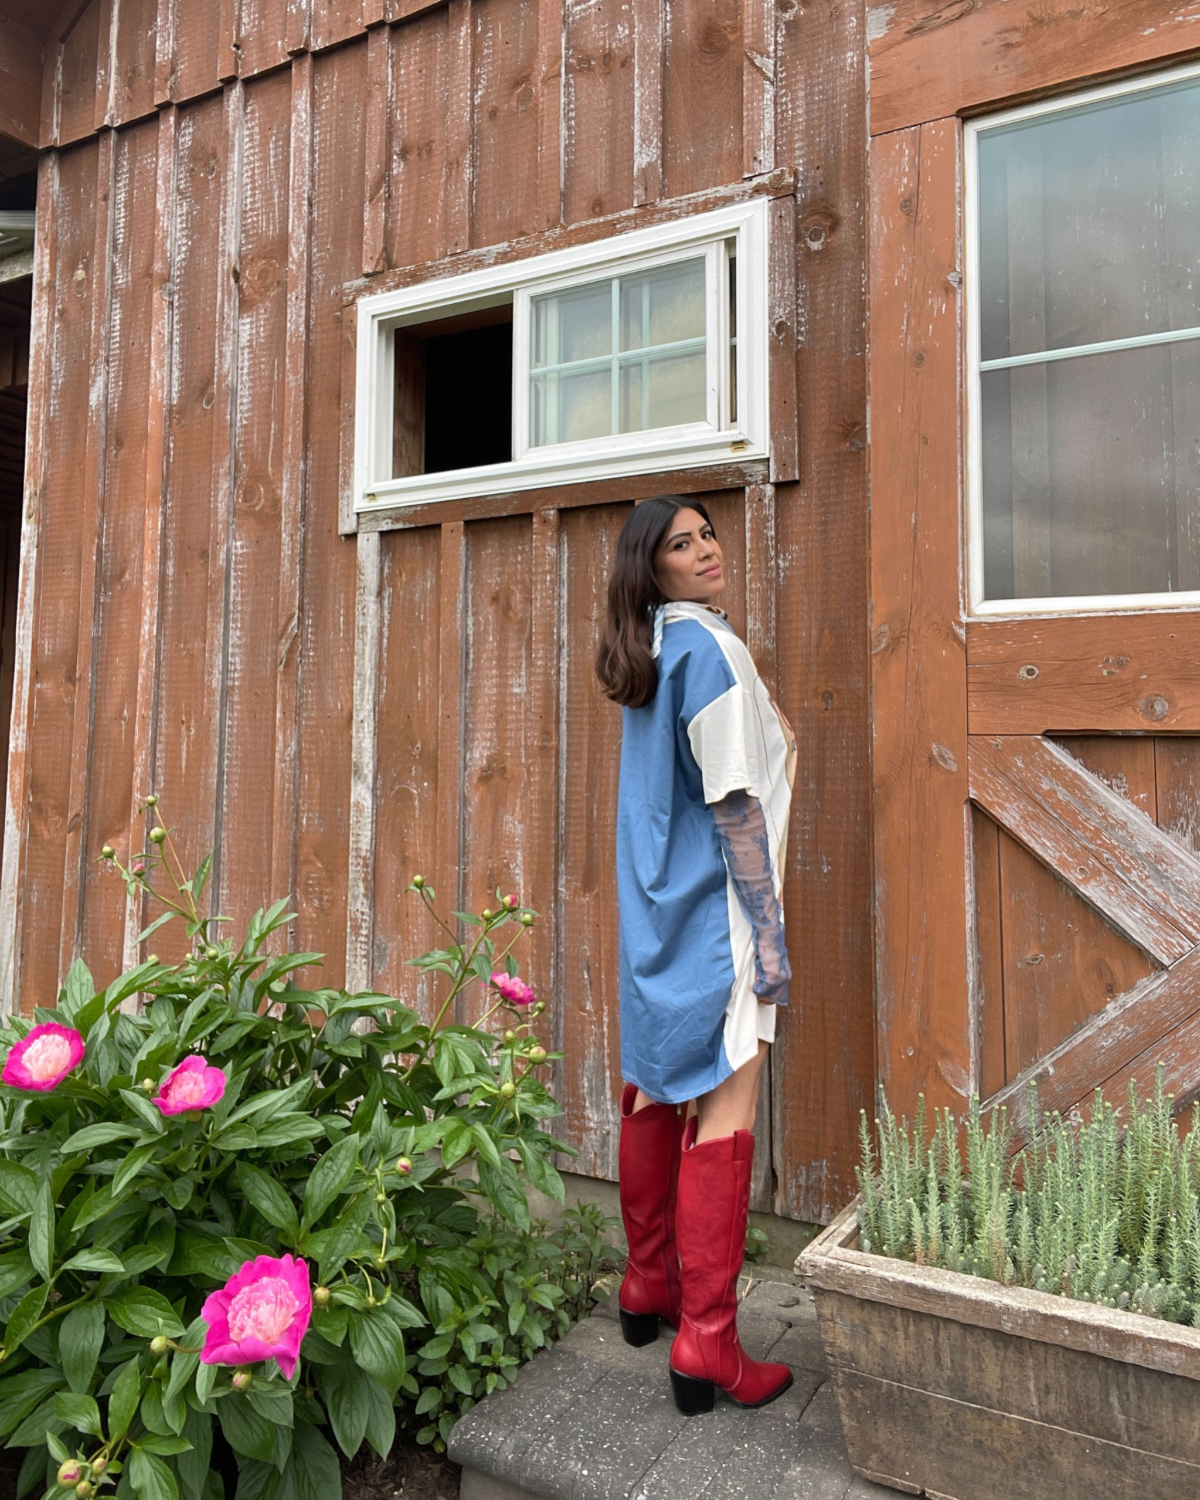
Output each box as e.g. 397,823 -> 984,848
669,1119 -> 793,1411
617,1083 -> 686,1345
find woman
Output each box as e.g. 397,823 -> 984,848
595,495 -> 797,1416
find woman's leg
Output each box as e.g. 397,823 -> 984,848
669,1037 -> 790,1412
694,1039 -> 768,1140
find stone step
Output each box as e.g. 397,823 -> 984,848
449,1273 -> 899,1500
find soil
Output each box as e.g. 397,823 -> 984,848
0,1436 -> 462,1499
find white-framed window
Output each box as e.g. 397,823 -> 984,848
965,60 -> 1200,617
352,199 -> 770,515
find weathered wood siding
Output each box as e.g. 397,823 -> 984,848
0,0 -> 873,1222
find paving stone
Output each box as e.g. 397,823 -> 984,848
448,1272 -> 893,1500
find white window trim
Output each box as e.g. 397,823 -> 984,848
965,58 -> 1200,618
353,199 -> 770,515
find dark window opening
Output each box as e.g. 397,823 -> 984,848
393,303 -> 513,478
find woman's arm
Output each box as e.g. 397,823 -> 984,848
710,789 -> 791,1005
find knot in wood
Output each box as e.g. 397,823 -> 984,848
930,742 -> 958,773
1138,693 -> 1170,723
1018,664 -> 1039,680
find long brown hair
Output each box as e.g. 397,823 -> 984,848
595,496 -> 714,709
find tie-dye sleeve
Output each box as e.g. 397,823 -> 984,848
710,788 -> 791,1006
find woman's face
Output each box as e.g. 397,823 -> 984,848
653,508 -> 725,604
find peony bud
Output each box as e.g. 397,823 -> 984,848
528,1046 -> 547,1064
141,1077 -> 154,1091
314,1286 -> 331,1307
146,954 -> 159,966
375,1191 -> 387,1205
57,1463 -> 82,1487
76,1483 -> 94,1500
149,826 -> 166,844
500,1080 -> 516,1098
131,860 -> 145,875
394,1156 -> 412,1176
205,946 -> 219,960
482,908 -> 493,920
232,1371 -> 253,1392
534,1001 -> 546,1014
101,845 -> 115,860
412,874 -> 425,889
503,1030 -> 515,1042
150,1335 -> 169,1356
505,894 -> 518,908
90,1460 -> 107,1477
520,912 -> 535,927
145,794 -> 158,806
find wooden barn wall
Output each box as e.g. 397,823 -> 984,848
1,0 -> 872,1223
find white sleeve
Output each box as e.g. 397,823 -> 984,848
687,684 -> 760,804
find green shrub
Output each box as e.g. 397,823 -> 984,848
0,805 -> 610,1500
857,1072 -> 1200,1324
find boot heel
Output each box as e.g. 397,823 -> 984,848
669,1368 -> 715,1415
619,1309 -> 660,1347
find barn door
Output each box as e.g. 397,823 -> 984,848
870,66 -> 1200,1146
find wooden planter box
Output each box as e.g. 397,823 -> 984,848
797,1202 -> 1200,1499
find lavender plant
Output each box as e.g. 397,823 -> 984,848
857,1072 -> 1200,1324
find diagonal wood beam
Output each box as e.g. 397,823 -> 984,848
983,945 -> 1200,1146
969,734 -> 1200,965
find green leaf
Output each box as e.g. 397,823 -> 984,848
0,1159 -> 38,1214
347,1307 -> 406,1397
129,1448 -> 180,1500
104,1287 -> 185,1338
219,1394 -> 276,1464
61,1121 -> 146,1154
61,1248 -> 125,1274
179,1408 -> 213,1500
517,1136 -> 565,1203
361,1373 -> 395,1460
252,1117 -> 323,1149
59,958 -> 96,1022
108,1355 -> 142,1440
60,1301 -> 105,1394
301,1134 -> 359,1229
236,1163 -> 300,1241
285,1422 -> 342,1500
113,1142 -> 160,1198
0,1248 -> 33,1299
208,1122 -> 259,1152
53,1391 -> 102,1436
441,1120 -> 473,1170
3,1281 -> 47,1357
119,1087 -> 168,1134
312,1193 -> 372,1285
317,1363 -> 367,1458
137,1434 -> 193,1456
478,1157 -> 530,1230
244,1385 -> 293,1430
163,1317 -> 205,1434
28,1180 -> 54,1282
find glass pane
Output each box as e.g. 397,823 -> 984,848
531,282 -> 611,368
619,259 -> 706,351
530,368 -> 611,446
981,339 -> 1200,600
619,349 -> 706,433
978,76 -> 1200,362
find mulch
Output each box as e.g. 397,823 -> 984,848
0,1436 -> 461,1499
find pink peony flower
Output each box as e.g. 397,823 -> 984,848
201,1254 -> 312,1380
1,1023 -> 85,1091
152,1055 -> 227,1116
490,972 -> 536,1007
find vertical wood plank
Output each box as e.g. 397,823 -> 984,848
472,0 -> 541,248
527,508 -> 560,1037
742,0 -> 775,178
112,0 -> 160,125
58,130 -> 115,974
770,0 -> 872,1221
238,0 -> 293,79
869,121 -> 968,1123
443,0 -> 472,255
632,0 -> 661,206
372,525 -> 442,1013
93,0 -> 116,131
346,531 -> 381,990
535,0 -> 563,229
362,23 -> 390,275
1155,739 -> 1200,861
292,38 -> 367,980
436,520 -> 466,935
389,10 -> 450,268
218,71 -> 292,935
557,501 -> 628,1178
0,152 -> 60,1011
81,121 -> 162,974
662,0 -> 741,199
972,807 -> 1005,1101
153,0 -> 176,106
172,0 -> 226,105
271,52 -> 313,925
56,0 -> 103,145
562,0 -> 635,225
767,195 -> 799,485
124,104 -> 176,970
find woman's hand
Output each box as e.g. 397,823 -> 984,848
710,789 -> 792,1006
